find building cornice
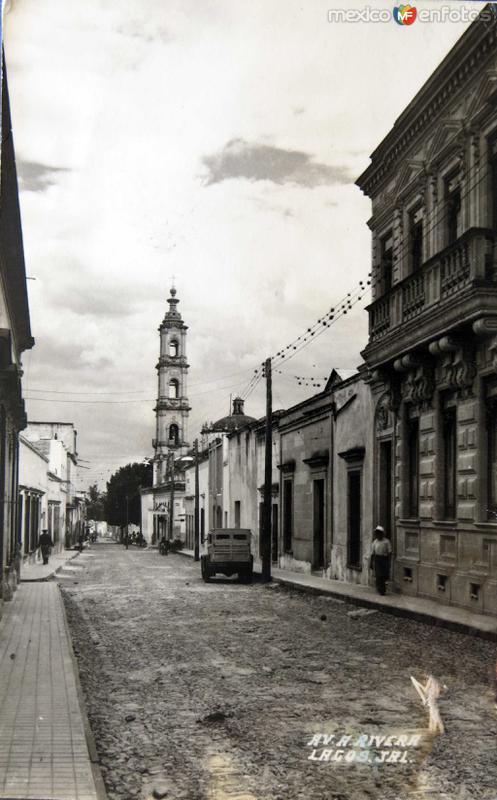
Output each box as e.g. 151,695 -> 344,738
357,10 -> 497,197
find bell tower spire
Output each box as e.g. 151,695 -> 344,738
152,286 -> 191,485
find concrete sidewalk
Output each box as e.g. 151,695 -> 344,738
270,567 -> 497,640
178,548 -> 497,640
0,582 -> 106,800
21,549 -> 82,583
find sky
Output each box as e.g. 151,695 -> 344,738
3,0 -> 482,490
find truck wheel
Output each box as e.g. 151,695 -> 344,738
239,564 -> 253,584
201,556 -> 211,583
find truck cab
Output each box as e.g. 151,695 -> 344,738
201,528 -> 253,583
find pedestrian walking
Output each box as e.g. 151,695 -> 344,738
38,529 -> 54,565
369,525 -> 391,595
78,530 -> 85,552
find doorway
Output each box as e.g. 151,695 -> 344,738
313,479 -> 325,570
347,471 -> 361,568
379,441 -> 392,538
272,504 -> 278,562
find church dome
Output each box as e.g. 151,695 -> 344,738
211,397 -> 257,433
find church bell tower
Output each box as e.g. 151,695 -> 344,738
153,287 -> 190,485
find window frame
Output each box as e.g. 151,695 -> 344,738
407,414 -> 420,519
408,206 -> 424,273
379,230 -> 393,293
283,479 -> 293,554
445,170 -> 462,246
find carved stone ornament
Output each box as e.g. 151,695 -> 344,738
376,401 -> 390,433
401,364 -> 435,408
452,346 -> 477,395
489,336 -> 497,373
473,318 -> 497,337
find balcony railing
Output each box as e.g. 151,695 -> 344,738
369,228 -> 494,343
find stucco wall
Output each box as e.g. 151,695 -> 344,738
330,376 -> 375,586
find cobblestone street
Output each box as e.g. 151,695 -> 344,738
61,544 -> 497,800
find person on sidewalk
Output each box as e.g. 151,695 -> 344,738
38,530 -> 54,565
370,525 -> 392,596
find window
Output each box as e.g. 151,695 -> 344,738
169,340 -> 179,357
403,567 -> 413,583
168,379 -> 179,399
234,500 -> 241,528
283,480 -> 293,553
407,417 -> 419,518
446,174 -> 461,245
487,399 -> 497,519
442,407 -> 457,519
489,137 -> 497,230
409,207 -> 423,272
380,231 -> 393,293
168,424 -> 179,446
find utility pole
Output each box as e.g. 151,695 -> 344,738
262,357 -> 272,582
194,438 -> 200,561
125,495 -> 129,549
169,451 -> 175,541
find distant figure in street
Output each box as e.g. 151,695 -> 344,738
159,535 -> 169,555
38,530 -> 54,565
370,525 -> 392,595
78,531 -> 85,552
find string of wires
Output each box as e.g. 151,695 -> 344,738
241,276 -> 370,402
26,162 -> 489,409
241,157 -> 493,402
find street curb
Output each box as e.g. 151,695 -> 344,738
20,549 -> 82,583
175,549 -> 194,558
170,547 -> 497,641
58,584 -> 109,800
272,575 -> 497,642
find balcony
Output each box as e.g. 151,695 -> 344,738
155,397 -> 191,411
364,228 -> 497,367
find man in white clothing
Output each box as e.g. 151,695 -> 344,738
370,525 -> 392,595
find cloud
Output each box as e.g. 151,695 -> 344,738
202,138 -> 352,188
16,159 -> 68,192
115,20 -> 172,44
48,283 -> 153,319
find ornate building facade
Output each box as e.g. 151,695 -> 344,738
357,10 -> 497,614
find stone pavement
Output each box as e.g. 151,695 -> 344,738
269,567 -> 497,640
0,579 -> 105,800
178,549 -> 497,639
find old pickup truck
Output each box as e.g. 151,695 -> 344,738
200,528 -> 253,583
